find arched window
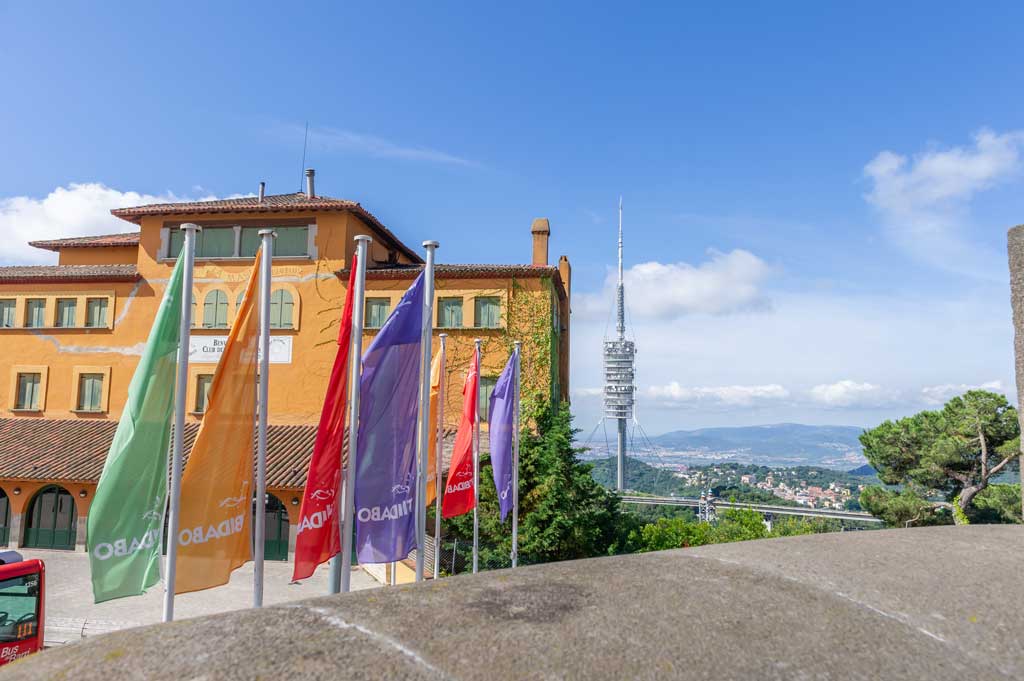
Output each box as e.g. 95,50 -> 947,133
269,290 -> 294,329
203,291 -> 228,329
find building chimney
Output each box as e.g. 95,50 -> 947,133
531,218 -> 550,266
258,181 -> 266,203
305,169 -> 315,199
558,255 -> 571,302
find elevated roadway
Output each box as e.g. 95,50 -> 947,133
619,493 -> 884,523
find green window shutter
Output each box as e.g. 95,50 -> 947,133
275,227 -> 308,257
474,297 -> 500,328
196,227 -> 235,258
240,228 -> 260,257
0,300 -> 15,327
203,291 -> 228,328
85,298 -> 108,327
169,230 -> 184,258
195,375 -> 213,413
56,299 -> 77,327
269,289 -> 294,329
438,298 -> 463,328
280,291 -> 294,328
17,374 -> 40,410
241,227 -> 308,258
478,377 -> 497,422
77,374 -> 103,411
366,298 -> 390,328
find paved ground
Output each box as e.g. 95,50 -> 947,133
9,525 -> 1024,680
14,548 -> 379,645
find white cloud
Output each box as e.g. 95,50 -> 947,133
646,382 -> 789,407
809,380 -> 890,408
920,380 -> 1004,406
863,128 -> 1024,278
576,249 -> 772,320
280,124 -> 477,167
0,183 -> 230,265
572,387 -> 605,398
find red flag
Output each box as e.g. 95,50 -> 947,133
291,253 -> 358,581
442,350 -> 479,518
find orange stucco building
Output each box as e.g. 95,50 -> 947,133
0,171 -> 571,559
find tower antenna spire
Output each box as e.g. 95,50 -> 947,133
617,196 -> 625,340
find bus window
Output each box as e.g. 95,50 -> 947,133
0,573 -> 39,642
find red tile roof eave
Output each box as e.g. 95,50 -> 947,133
0,273 -> 140,285
336,266 -> 569,301
28,233 -> 141,252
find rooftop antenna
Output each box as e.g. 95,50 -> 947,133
299,121 -> 309,192
603,196 -> 636,490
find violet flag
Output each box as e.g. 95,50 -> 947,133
489,348 -> 518,521
354,272 -> 424,564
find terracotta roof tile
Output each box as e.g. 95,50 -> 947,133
111,192 -> 422,264
0,418 -> 317,489
29,232 -> 140,252
0,264 -> 139,284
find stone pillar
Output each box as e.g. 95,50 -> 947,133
8,511 -> 23,549
76,514 -> 88,552
1006,225 -> 1024,517
288,524 -> 298,556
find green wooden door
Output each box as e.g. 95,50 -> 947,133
0,492 -> 9,546
263,496 -> 289,561
24,487 -> 76,550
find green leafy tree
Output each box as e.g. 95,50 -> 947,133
629,507 -> 839,553
859,390 -> 1020,525
631,517 -> 714,552
438,398 -> 633,566
972,484 -> 1023,524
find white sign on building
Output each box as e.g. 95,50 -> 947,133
188,336 -> 293,364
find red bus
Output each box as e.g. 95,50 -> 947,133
0,554 -> 44,665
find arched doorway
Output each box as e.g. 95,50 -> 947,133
24,486 -> 76,550
260,494 -> 289,561
0,490 -> 9,546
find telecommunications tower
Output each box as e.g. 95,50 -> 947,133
603,198 -> 636,490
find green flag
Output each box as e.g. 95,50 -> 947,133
88,254 -> 184,603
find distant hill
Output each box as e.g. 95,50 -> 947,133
646,423 -> 867,469
847,463 -> 877,477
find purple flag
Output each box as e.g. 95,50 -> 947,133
489,348 -> 518,521
354,273 -> 423,564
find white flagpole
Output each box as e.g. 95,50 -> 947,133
340,235 -> 371,593
472,338 -> 481,574
433,333 -> 447,580
163,223 -> 199,623
253,229 -> 274,608
511,341 -> 521,568
415,241 -> 438,582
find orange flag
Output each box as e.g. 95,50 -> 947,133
425,350 -> 443,507
173,252 -> 261,594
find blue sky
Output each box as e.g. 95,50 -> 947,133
2,2 -> 1023,432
